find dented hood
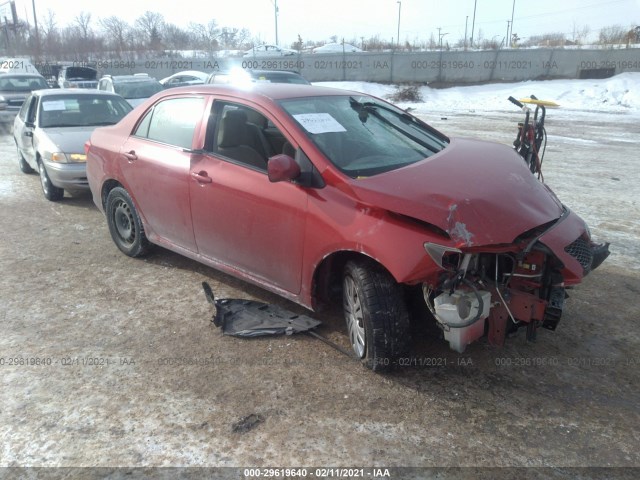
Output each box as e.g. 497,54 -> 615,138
348,137 -> 563,247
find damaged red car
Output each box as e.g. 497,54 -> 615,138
86,84 -> 609,370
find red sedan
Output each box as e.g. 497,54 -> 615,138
86,84 -> 608,370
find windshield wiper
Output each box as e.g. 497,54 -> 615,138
349,97 -> 441,153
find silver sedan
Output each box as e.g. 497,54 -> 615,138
13,89 -> 132,201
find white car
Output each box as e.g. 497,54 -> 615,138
243,44 -> 297,57
313,43 -> 363,53
159,70 -> 209,88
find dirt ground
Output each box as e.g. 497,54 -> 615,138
0,109 -> 638,479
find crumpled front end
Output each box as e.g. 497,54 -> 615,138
422,207 -> 609,353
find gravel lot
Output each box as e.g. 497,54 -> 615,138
0,109 -> 638,478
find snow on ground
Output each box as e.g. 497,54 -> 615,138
317,74 -> 640,271
316,72 -> 640,115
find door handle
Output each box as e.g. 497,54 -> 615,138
24,131 -> 33,137
123,151 -> 137,161
191,171 -> 212,184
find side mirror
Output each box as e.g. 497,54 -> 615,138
268,154 -> 301,183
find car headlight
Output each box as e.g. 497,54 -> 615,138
0,95 -> 7,111
68,153 -> 87,163
50,152 -> 69,163
424,242 -> 462,271
49,152 -> 86,163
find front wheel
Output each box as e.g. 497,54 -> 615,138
38,159 -> 64,201
343,260 -> 410,371
105,187 -> 150,257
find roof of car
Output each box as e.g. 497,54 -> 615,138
164,83 -> 357,101
35,88 -> 125,98
103,75 -> 160,83
0,73 -> 46,79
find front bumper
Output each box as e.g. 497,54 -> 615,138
43,160 -> 89,190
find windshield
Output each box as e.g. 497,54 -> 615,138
39,95 -> 133,128
0,76 -> 48,92
114,81 -> 163,99
279,95 -> 448,177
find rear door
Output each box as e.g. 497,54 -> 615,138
119,95 -> 207,252
189,100 -> 308,294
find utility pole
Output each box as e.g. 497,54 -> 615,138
510,0 -> 516,48
31,0 -> 39,58
470,0 -> 477,48
396,1 -> 401,48
464,15 -> 468,50
273,0 -> 279,45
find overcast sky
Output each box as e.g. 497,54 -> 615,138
9,0 -> 640,46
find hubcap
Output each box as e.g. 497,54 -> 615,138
39,163 -> 49,194
343,275 -> 366,358
114,200 -> 135,244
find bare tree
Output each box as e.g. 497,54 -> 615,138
74,11 -> 92,40
599,25 -> 628,45
571,22 -> 590,45
162,23 -> 191,52
189,20 -> 219,53
135,11 -> 165,51
40,10 -> 61,58
100,16 -> 131,57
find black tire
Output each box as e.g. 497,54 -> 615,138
37,158 -> 64,201
342,259 -> 410,371
105,187 -> 150,257
18,148 -> 34,174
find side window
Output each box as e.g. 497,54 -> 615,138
18,94 -> 32,121
134,110 -> 152,138
135,97 -> 205,149
208,102 -> 287,171
26,96 -> 39,124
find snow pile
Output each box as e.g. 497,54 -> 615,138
316,72 -> 640,114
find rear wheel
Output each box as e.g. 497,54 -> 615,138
106,187 -> 150,257
342,259 -> 410,371
38,158 -> 64,201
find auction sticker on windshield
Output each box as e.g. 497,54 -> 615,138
293,113 -> 346,134
42,100 -> 67,111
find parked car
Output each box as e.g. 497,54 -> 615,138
206,69 -> 310,85
97,73 -> 164,107
160,70 -> 208,88
86,84 -> 608,371
243,44 -> 297,57
57,65 -> 98,89
313,42 -> 363,53
14,89 -> 132,201
0,73 -> 49,126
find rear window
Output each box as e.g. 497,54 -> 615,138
0,76 -> 48,92
114,81 -> 163,99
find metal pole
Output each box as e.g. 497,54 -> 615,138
464,15 -> 468,50
470,0 -> 477,48
31,0 -> 39,58
396,1 -> 401,48
506,20 -> 511,48
509,0 -> 516,47
274,0 -> 279,45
